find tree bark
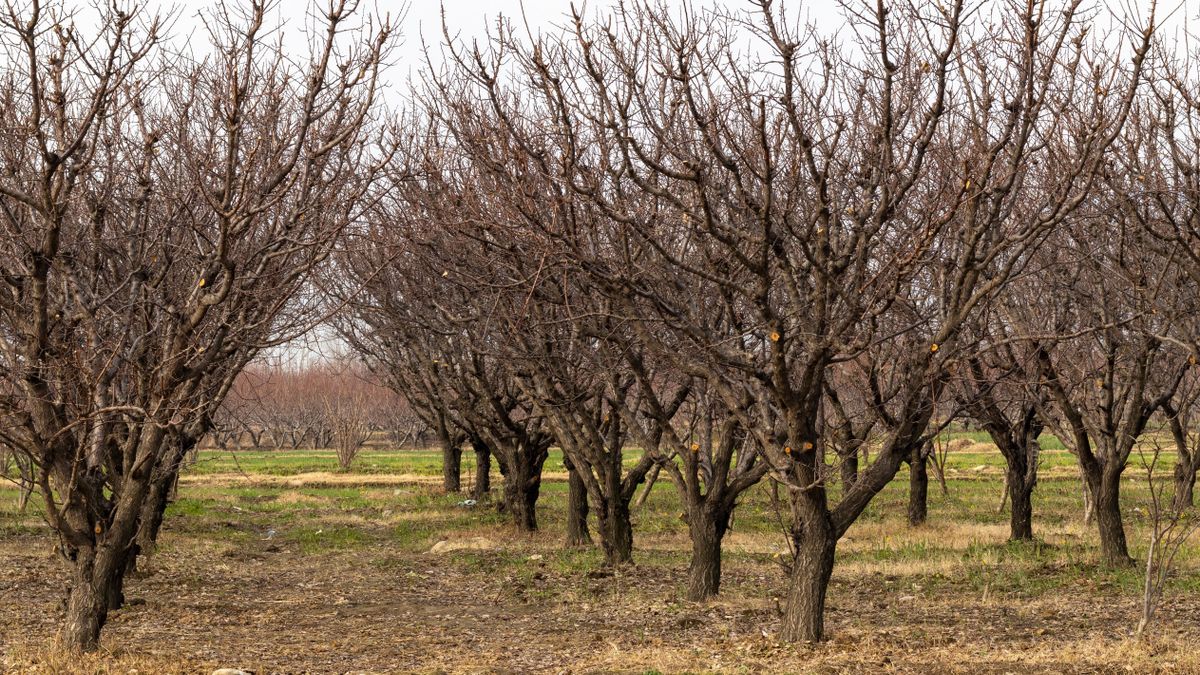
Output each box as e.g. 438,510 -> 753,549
62,549 -> 108,652
442,442 -> 462,493
686,503 -> 731,600
596,495 -> 633,565
907,445 -> 929,526
498,443 -> 547,531
472,439 -> 491,501
506,484 -> 539,530
780,511 -> 837,642
565,457 -> 592,547
136,474 -> 173,556
1007,465 -> 1034,542
1174,456 -> 1197,511
838,448 -> 858,488
1093,465 -> 1133,566
62,531 -> 133,651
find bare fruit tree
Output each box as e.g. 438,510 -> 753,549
0,0 -> 393,651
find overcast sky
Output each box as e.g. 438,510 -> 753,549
124,0 -> 1186,91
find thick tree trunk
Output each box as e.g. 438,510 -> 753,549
686,503 -> 731,600
565,458 -> 591,547
1093,465 -> 1133,566
62,541 -> 130,652
498,444 -> 546,531
506,484 -> 539,531
780,513 -> 837,642
907,446 -> 929,526
1007,466 -> 1034,542
472,440 -> 491,501
442,442 -> 462,493
596,496 -> 633,565
63,549 -> 107,652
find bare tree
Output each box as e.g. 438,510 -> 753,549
409,0 -> 1153,642
956,311 -> 1050,542
1032,210 -> 1188,566
0,0 -> 392,650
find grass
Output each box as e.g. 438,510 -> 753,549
2,434 -> 1199,673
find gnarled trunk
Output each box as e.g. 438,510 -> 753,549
781,510 -> 837,642
136,473 -> 173,556
1092,464 -> 1133,566
1007,464 -> 1035,542
63,547 -> 109,652
497,443 -> 547,531
686,503 -> 731,600
565,457 -> 591,547
1174,457 -> 1197,511
63,536 -> 140,652
596,495 -> 633,565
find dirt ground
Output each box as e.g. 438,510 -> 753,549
3,529 -> 1199,674
3,452 -> 1200,674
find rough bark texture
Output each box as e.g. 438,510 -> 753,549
61,515 -> 139,651
686,504 -> 731,600
442,442 -> 462,493
780,512 -> 837,643
137,476 -> 172,556
1007,465 -> 1035,542
63,549 -> 109,652
596,496 -> 634,565
1175,461 -> 1196,511
1092,465 -> 1133,566
565,458 -> 592,547
472,440 -> 491,501
497,444 -> 547,531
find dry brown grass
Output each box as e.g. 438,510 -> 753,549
4,446 -> 1200,674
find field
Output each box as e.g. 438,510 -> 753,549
2,438 -> 1199,674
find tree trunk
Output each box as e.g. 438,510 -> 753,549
128,436 -> 195,577
780,512 -> 837,642
137,475 -> 173,556
838,448 -> 858,488
499,444 -> 546,532
442,442 -> 462,493
907,446 -> 929,526
62,542 -> 129,652
506,477 -> 540,531
1007,466 -> 1034,542
472,440 -> 491,501
1174,459 -> 1196,511
634,464 -> 660,508
1093,465 -> 1133,567
596,495 -> 633,566
62,549 -> 106,652
686,503 -> 731,600
565,458 -> 591,547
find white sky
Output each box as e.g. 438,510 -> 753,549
133,1 -> 850,103
121,0 -> 1187,97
